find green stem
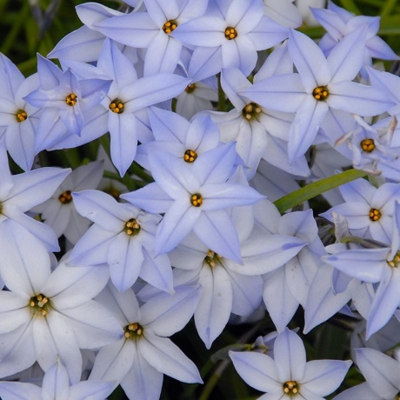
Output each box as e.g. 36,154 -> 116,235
273,169 -> 368,214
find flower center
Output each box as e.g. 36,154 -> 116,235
283,381 -> 299,395
312,86 -> 329,101
29,293 -> 51,317
124,322 -> 144,340
242,102 -> 262,121
190,193 -> 203,207
15,109 -> 28,122
124,218 -> 141,236
225,26 -> 238,40
185,83 -> 196,93
184,149 -> 198,163
369,208 -> 381,222
58,190 -> 72,204
204,250 -> 222,268
65,93 -> 78,106
387,251 -> 400,268
162,19 -> 178,34
109,98 -> 125,114
360,138 -> 375,153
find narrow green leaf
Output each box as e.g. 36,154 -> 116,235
380,0 -> 398,17
273,169 -> 367,214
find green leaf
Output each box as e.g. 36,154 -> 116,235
273,169 -> 368,214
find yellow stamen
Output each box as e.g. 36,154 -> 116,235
184,149 -> 198,163
369,208 -> 381,222
124,218 -> 141,236
312,86 -> 329,101
58,190 -> 72,204
360,138 -> 375,153
283,381 -> 299,395
66,93 -> 78,106
124,322 -> 144,340
15,109 -> 28,122
109,98 -> 125,114
242,102 -> 262,121
190,193 -> 203,207
225,27 -> 238,40
162,19 -> 178,34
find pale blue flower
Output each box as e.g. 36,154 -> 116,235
172,0 -> 288,81
323,201 -> 400,338
320,178 -> 400,244
94,0 -> 209,75
122,143 -> 265,263
0,232 -> 122,382
53,39 -> 191,176
242,27 -> 394,162
90,283 -> 202,400
230,328 -> 351,399
69,189 -> 173,293
24,54 -> 112,151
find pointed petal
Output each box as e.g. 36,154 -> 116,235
0,219 -> 51,295
123,74 -> 191,113
0,321 -> 36,379
194,265 -> 232,348
355,347 -> 400,398
193,210 -> 242,263
144,32 -> 182,75
5,167 -> 70,211
139,247 -> 174,293
229,351 -> 281,393
288,29 -> 330,92
141,285 -> 200,336
89,339 -> 134,385
33,313 -> 82,384
108,233 -> 144,292
303,359 -> 351,396
72,189 -> 131,231
120,344 -> 163,400
95,12 -> 159,48
42,263 -> 109,308
367,268 -> 400,338
58,301 -> 123,349
139,331 -> 202,383
327,26 -> 366,83
156,199 -> 201,254
288,97 -> 328,162
327,82 -> 394,116
274,328 -> 306,381
263,269 -> 299,332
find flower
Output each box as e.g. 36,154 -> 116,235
122,144 -> 265,263
230,328 -> 351,399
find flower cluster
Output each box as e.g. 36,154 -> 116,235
0,0 -> 400,399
